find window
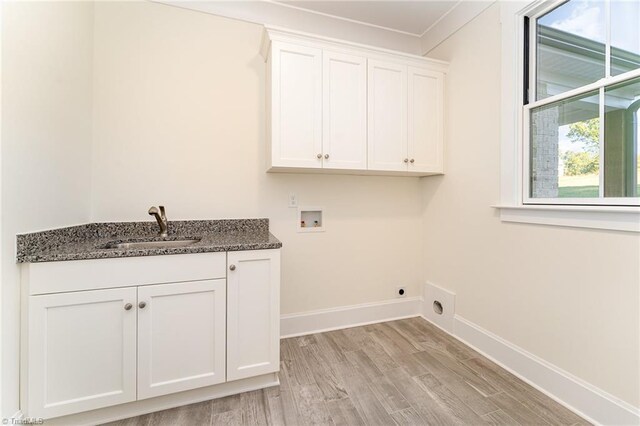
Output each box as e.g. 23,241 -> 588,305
524,0 -> 640,206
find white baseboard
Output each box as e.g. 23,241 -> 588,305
280,297 -> 422,338
452,315 -> 640,426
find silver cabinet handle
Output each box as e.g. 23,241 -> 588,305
403,158 -> 409,163
124,303 -> 133,311
229,264 -> 236,271
139,301 -> 147,309
324,154 -> 329,159
410,159 -> 415,164
317,153 -> 322,159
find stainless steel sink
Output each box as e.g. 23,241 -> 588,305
102,238 -> 201,250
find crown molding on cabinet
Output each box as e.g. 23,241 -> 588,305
261,25 -> 449,73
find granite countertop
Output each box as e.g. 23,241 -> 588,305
17,219 -> 282,263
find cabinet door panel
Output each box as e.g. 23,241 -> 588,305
137,280 -> 226,399
28,287 -> 137,418
271,42 -> 322,168
368,60 -> 408,172
408,67 -> 444,173
227,249 -> 280,381
323,51 -> 367,170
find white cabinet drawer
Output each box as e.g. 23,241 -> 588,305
24,252 -> 227,295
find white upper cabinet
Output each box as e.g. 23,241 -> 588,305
262,26 -> 448,177
408,67 -> 444,174
270,41 -> 322,168
323,51 -> 367,170
368,60 -> 408,172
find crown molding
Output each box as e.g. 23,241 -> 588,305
420,1 -> 496,54
152,0 -> 422,55
153,1 -> 495,59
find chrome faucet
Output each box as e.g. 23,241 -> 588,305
148,205 -> 168,238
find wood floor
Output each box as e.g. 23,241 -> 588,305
105,317 -> 588,426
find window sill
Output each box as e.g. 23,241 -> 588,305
493,204 -> 640,232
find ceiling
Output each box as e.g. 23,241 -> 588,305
276,1 -> 459,36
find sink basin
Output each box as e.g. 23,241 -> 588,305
102,238 -> 201,250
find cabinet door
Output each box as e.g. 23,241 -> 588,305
322,51 -> 367,170
137,280 -> 226,400
227,249 -> 280,381
368,60 -> 408,172
408,67 -> 444,173
271,41 -> 322,168
27,287 -> 137,418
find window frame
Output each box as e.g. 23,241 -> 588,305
496,0 -> 640,232
523,0 -> 640,207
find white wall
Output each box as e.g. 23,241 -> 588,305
421,3 -> 640,408
0,1 -> 94,417
90,1 -> 423,316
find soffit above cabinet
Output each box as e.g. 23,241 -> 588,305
260,25 -> 450,73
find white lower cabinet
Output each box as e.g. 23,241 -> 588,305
227,249 -> 280,381
22,251 -> 280,420
27,287 -> 138,419
137,280 -> 227,400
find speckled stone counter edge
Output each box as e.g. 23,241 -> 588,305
17,219 -> 280,263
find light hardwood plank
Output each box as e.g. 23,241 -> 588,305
301,344 -> 349,401
240,390 -> 268,426
280,338 -> 316,387
488,392 -> 552,426
464,356 -> 587,425
414,350 -> 499,416
290,384 -> 333,425
326,397 -> 366,426
482,409 -> 520,426
414,373 -> 489,425
333,359 -> 397,426
211,409 -> 242,426
390,407 -> 424,425
345,349 -> 385,380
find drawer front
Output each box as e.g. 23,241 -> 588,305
26,252 -> 227,295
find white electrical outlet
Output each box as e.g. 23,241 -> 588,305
423,282 -> 455,333
288,193 -> 297,208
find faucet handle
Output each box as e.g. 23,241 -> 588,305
159,205 -> 166,220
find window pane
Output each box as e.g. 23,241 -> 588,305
604,78 -> 640,197
536,0 -> 605,100
611,1 -> 640,76
530,91 -> 600,198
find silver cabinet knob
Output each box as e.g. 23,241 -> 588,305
410,159 -> 415,164
403,158 -> 409,163
138,301 -> 147,309
317,153 -> 322,159
324,154 -> 329,159
229,264 -> 236,271
124,303 -> 133,311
